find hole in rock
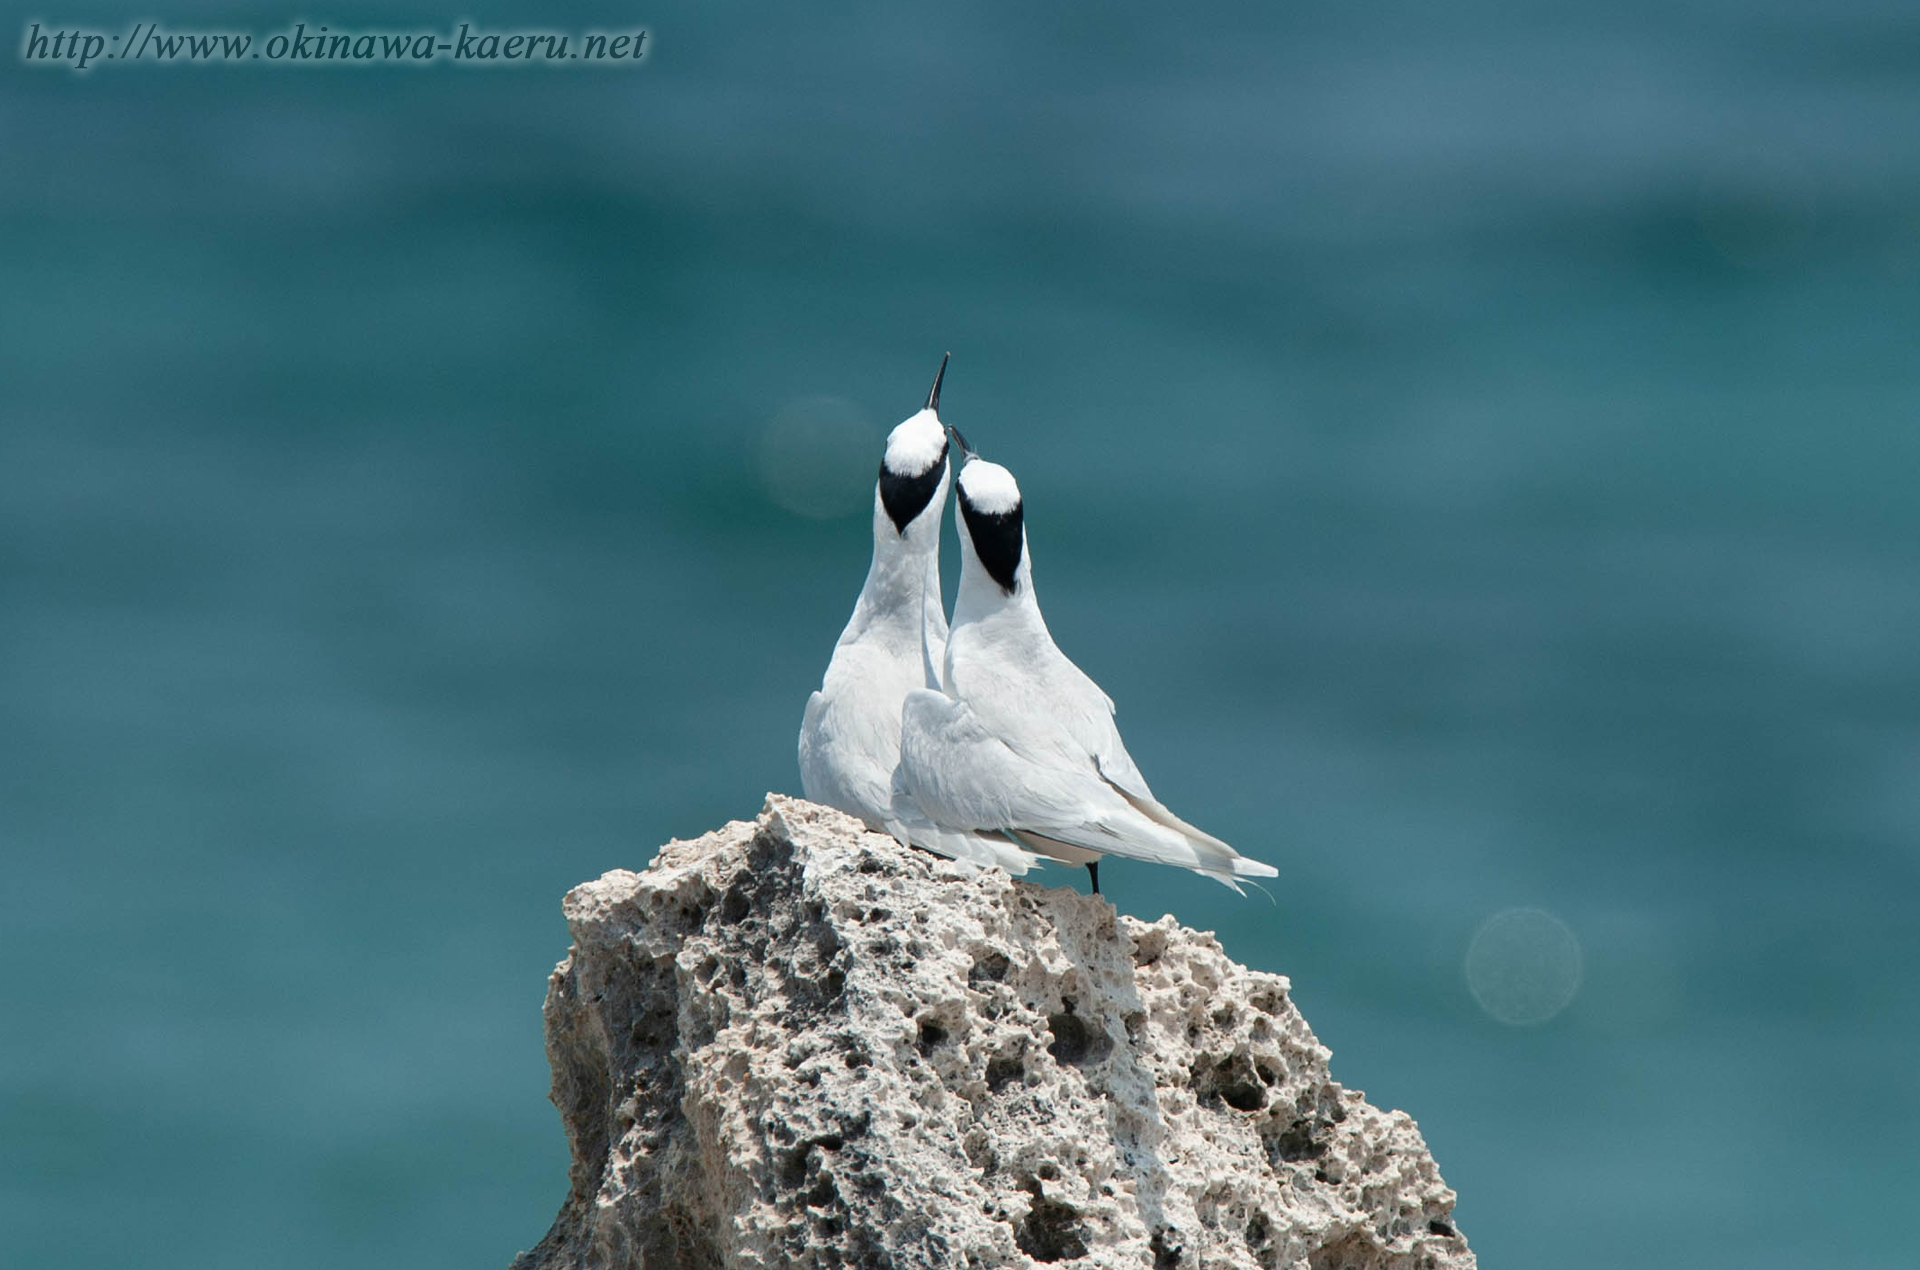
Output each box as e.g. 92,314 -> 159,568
1196,1054 -> 1266,1111
1272,1122 -> 1327,1163
1046,1012 -> 1111,1067
1307,1232 -> 1376,1270
1016,1193 -> 1089,1263
969,951 -> 1011,984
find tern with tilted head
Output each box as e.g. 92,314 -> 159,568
798,357 -> 1040,877
889,428 -> 1278,894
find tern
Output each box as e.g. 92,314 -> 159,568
890,431 -> 1279,894
798,357 -> 1041,877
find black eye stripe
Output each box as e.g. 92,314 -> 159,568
878,445 -> 948,534
957,484 -> 1023,595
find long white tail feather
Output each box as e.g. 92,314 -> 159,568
1110,782 -> 1273,872
1001,798 -> 1250,892
1101,781 -> 1277,883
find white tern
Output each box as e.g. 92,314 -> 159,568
799,357 -> 1041,877
889,429 -> 1278,894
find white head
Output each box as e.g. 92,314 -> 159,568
953,454 -> 1027,596
875,355 -> 953,538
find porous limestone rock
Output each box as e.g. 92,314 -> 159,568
510,795 -> 1473,1270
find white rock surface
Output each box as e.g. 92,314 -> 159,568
510,796 -> 1473,1270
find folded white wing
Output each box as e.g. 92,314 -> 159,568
896,687 -> 1268,892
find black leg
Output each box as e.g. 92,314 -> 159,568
1087,861 -> 1100,894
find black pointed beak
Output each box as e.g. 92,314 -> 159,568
946,422 -> 975,458
925,352 -> 950,414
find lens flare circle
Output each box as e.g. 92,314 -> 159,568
1465,907 -> 1583,1026
759,395 -> 881,520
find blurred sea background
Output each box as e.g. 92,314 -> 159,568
4,1 -> 1917,1266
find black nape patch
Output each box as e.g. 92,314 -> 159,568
878,448 -> 948,534
958,485 -> 1024,594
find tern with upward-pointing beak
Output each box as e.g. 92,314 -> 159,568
889,429 -> 1279,894
799,358 -> 1041,877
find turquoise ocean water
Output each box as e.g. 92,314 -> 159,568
3,2 -> 1917,1265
